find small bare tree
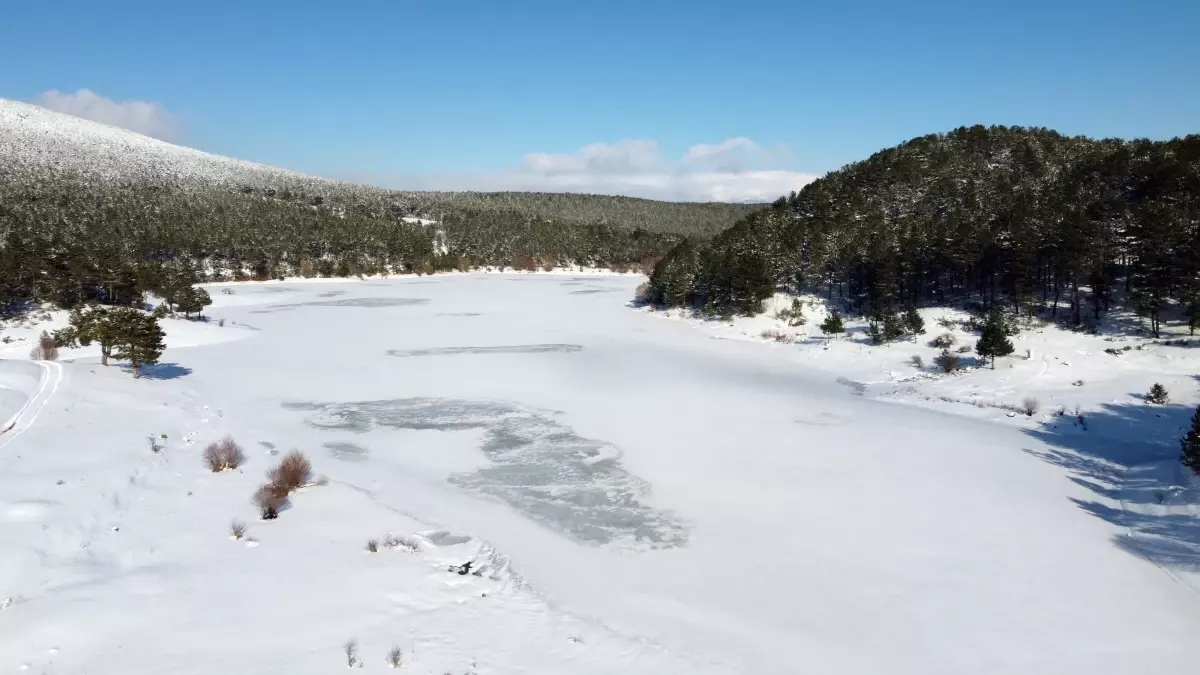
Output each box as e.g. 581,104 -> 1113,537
386,646 -> 402,668
1021,397 -> 1040,416
253,483 -> 288,520
366,539 -> 379,553
230,520 -> 247,540
344,639 -> 359,668
269,451 -> 312,491
29,331 -> 59,361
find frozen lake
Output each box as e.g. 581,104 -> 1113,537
4,273 -> 1200,674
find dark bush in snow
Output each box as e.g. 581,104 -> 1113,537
934,350 -> 961,373
1021,397 -> 1040,416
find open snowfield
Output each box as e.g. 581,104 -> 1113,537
4,274 -> 1200,674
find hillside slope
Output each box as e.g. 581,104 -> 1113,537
0,99 -> 754,235
648,125 -> 1200,325
0,99 -> 756,308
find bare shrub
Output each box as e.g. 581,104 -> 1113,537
344,640 -> 359,668
366,538 -> 379,553
1021,397 -> 1040,416
29,331 -> 59,361
760,328 -> 792,343
934,350 -> 961,373
253,483 -> 288,520
633,282 -> 651,305
909,354 -> 923,369
268,451 -> 312,491
230,520 -> 247,539
203,443 -> 224,472
930,332 -> 956,349
387,646 -> 402,668
384,534 -> 419,552
204,436 -> 246,472
510,254 -> 538,272
299,259 -> 315,278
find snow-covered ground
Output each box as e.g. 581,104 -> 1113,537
3,275 -> 1200,673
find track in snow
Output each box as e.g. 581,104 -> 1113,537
0,361 -> 63,450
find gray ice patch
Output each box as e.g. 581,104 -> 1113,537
323,440 -> 369,461
569,288 -> 619,295
282,398 -> 686,548
386,344 -> 582,357
252,297 -> 430,313
835,377 -> 867,395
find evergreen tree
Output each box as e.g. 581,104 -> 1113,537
109,309 -> 166,378
903,305 -> 925,334
870,307 -> 905,345
975,310 -> 1014,369
53,307 -> 118,366
175,286 -> 212,318
820,310 -> 845,337
1181,405 -> 1200,474
1146,383 -> 1169,405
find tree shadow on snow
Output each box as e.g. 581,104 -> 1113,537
118,362 -> 194,380
1023,400 -> 1200,571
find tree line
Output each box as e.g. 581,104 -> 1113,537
647,125 -> 1200,335
0,163 -> 750,311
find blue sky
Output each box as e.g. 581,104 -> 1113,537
2,0 -> 1197,201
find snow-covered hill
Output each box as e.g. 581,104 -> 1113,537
0,98 -> 342,190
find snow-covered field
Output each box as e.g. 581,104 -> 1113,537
3,274 -> 1200,674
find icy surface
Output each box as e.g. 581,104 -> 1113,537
3,273 -> 1200,673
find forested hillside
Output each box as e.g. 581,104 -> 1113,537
0,99 -> 754,309
648,125 -> 1200,334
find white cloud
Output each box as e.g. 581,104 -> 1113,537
35,89 -> 180,141
345,137 -> 816,203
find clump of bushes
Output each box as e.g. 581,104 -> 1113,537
253,482 -> 289,520
252,450 -> 313,519
930,332 -> 956,349
934,350 -> 961,373
268,451 -> 312,491
203,435 -> 246,472
761,328 -> 792,343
